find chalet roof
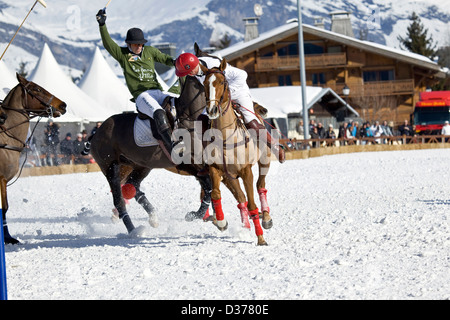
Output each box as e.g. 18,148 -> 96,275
250,86 -> 359,118
216,21 -> 445,76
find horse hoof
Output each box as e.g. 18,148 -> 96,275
257,235 -> 268,246
185,211 -> 204,222
5,237 -> 20,245
261,211 -> 273,229
111,208 -> 120,224
213,219 -> 228,231
262,219 -> 273,229
148,214 -> 159,228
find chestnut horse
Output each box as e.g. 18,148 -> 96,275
201,59 -> 272,246
194,44 -> 273,232
1,73 -> 67,244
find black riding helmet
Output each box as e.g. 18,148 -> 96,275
125,28 -> 148,44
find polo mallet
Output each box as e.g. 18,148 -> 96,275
0,0 -> 48,61
104,0 -> 112,11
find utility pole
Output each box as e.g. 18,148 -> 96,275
297,0 -> 309,143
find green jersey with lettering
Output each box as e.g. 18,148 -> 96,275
99,25 -> 174,100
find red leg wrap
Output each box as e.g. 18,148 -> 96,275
212,198 -> 224,221
249,208 -> 263,236
237,202 -> 251,229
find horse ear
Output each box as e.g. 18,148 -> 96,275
194,42 -> 201,57
219,58 -> 227,72
16,72 -> 27,85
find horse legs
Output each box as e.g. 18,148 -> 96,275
221,177 -> 251,229
125,167 -> 159,228
257,160 -> 273,230
106,161 -> 135,233
209,167 -> 228,231
1,176 -> 19,244
185,174 -> 212,222
1,178 -> 17,244
242,166 -> 267,246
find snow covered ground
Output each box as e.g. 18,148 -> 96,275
3,148 -> 450,300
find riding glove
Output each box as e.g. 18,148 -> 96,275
96,9 -> 106,26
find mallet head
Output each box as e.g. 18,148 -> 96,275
37,0 -> 47,8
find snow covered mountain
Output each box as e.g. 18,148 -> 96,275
0,0 -> 448,76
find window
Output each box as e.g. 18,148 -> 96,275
277,43 -> 298,56
304,43 -> 324,54
312,73 -> 326,85
278,75 -> 293,86
363,70 -> 394,82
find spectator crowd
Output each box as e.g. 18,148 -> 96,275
295,118 -> 450,148
29,121 -> 102,166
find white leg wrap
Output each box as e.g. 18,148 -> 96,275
216,219 -> 227,228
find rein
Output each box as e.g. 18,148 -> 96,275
0,83 -> 53,154
204,69 -> 241,180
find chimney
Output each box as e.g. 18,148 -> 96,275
314,17 -> 325,29
329,11 -> 354,37
153,42 -> 177,74
243,17 -> 260,42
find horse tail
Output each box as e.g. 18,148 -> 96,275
81,134 -> 94,155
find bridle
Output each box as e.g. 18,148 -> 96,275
4,81 -> 58,118
0,82 -> 57,152
204,69 -> 231,116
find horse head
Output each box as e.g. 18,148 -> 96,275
16,73 -> 67,118
200,59 -> 230,120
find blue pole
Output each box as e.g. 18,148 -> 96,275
0,192 -> 7,300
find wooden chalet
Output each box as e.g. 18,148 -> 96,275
215,13 -> 448,127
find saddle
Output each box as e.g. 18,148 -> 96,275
134,96 -> 176,148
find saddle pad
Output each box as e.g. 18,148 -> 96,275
134,117 -> 159,147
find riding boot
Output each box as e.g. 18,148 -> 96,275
153,109 -> 183,160
246,119 -> 285,163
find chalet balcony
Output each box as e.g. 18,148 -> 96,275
255,52 -> 347,71
330,79 -> 415,97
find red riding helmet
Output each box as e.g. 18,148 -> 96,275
175,53 -> 199,77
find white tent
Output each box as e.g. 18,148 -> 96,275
78,47 -> 135,114
0,60 -> 18,100
29,43 -> 112,122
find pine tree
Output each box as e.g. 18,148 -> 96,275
398,12 -> 437,59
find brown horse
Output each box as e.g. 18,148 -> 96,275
1,73 -> 67,244
201,59 -> 271,246
88,75 -> 213,234
194,44 -> 273,231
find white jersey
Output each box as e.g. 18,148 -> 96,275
197,57 -> 250,96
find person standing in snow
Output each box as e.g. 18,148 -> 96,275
174,52 -> 285,163
441,120 -> 450,142
95,9 -> 182,159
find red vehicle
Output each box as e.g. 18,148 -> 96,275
414,91 -> 450,134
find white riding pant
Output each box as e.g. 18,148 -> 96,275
231,91 -> 258,124
135,89 -> 177,118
